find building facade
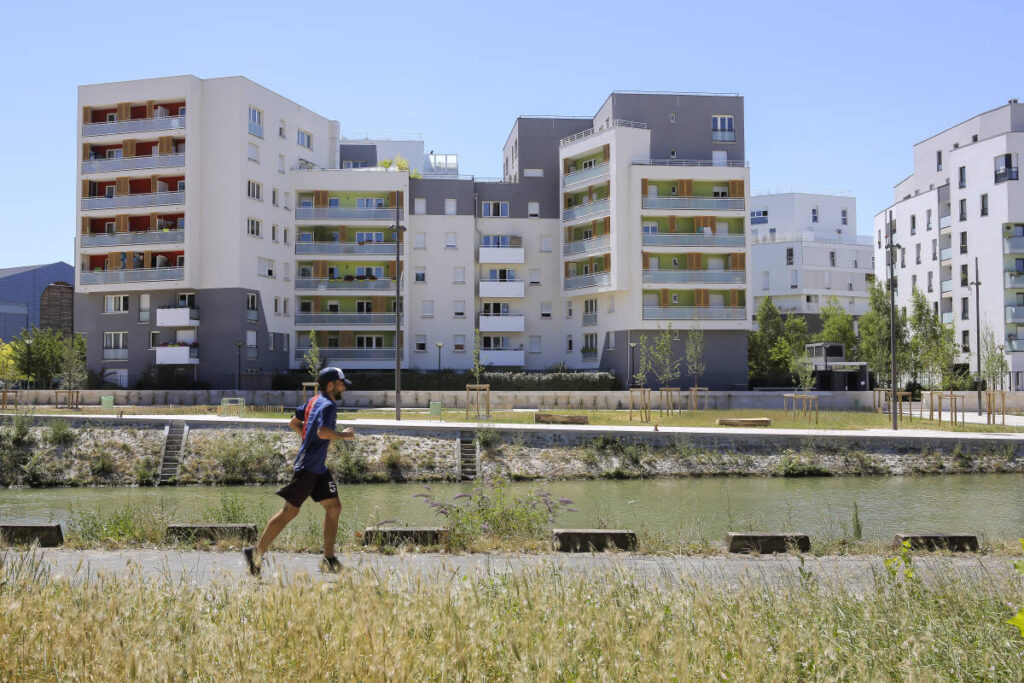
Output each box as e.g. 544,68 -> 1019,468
748,193 -> 872,330
874,100 -> 1024,389
0,262 -> 75,340
76,78 -> 752,389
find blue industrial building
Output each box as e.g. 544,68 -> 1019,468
0,262 -> 75,340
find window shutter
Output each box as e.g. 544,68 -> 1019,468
125,251 -> 134,270
697,289 -> 709,306
313,261 -> 328,278
730,290 -> 739,307
371,296 -> 385,313
660,289 -> 669,306
642,253 -> 650,269
117,102 -> 131,121
122,139 -> 136,158
602,144 -> 610,161
313,298 -> 322,312
150,213 -> 159,230
604,217 -> 610,234
143,251 -> 152,269
339,331 -> 354,348
81,143 -> 91,160
564,262 -> 571,278
115,177 -> 130,196
641,179 -> 649,196
668,216 -> 676,233
151,175 -> 162,193
563,159 -> 570,175
158,136 -> 173,155
729,179 -> 744,197
680,179 -> 693,196
81,217 -> 89,235
115,215 -> 129,233
735,253 -> 746,269
81,179 -> 91,197
146,100 -> 154,118
313,191 -> 328,208
82,106 -> 91,124
603,253 -> 610,270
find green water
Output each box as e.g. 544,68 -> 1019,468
2,474 -> 1023,542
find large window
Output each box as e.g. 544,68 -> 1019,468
103,295 -> 129,313
711,115 -> 735,141
247,218 -> 261,237
257,257 -> 275,278
297,130 -> 312,149
481,201 -> 509,217
103,331 -> 126,349
247,180 -> 262,201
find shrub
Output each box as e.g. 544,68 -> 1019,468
45,420 -> 76,446
92,453 -> 116,477
133,456 -> 158,486
205,432 -> 284,484
328,442 -> 370,483
778,452 -> 832,477
476,427 -> 500,450
381,439 -> 404,471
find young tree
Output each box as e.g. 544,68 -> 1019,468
748,297 -> 784,383
815,296 -> 857,360
304,331 -> 322,379
0,341 -> 24,389
791,352 -> 816,391
471,328 -> 483,384
59,334 -> 88,391
650,325 -> 683,387
685,325 -> 706,389
857,281 -> 909,387
906,287 -> 943,388
980,320 -> 1010,390
10,326 -> 67,389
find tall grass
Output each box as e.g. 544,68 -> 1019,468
1,552 -> 1022,680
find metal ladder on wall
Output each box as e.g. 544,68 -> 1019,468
157,421 -> 187,485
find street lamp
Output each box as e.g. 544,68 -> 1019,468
886,222 -> 901,431
235,341 -> 243,392
998,344 -> 1006,391
24,338 -> 32,392
628,342 -> 638,389
435,341 -> 444,373
965,256 -> 982,415
393,191 -> 407,421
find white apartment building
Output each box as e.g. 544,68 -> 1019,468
748,193 -> 872,328
874,99 -> 1024,389
76,78 -> 752,388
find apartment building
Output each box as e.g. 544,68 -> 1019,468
748,193 -> 872,330
76,78 -> 751,388
874,100 -> 1024,389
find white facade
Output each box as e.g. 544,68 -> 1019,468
874,100 -> 1024,388
748,193 -> 872,319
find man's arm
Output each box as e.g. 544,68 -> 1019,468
317,425 -> 354,440
289,416 -> 303,436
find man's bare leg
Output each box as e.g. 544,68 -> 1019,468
320,498 -> 342,558
255,502 -> 301,562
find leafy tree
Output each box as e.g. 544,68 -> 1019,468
906,287 -> 937,387
685,325 -> 706,389
0,341 -> 25,389
9,326 -> 67,388
748,297 -> 784,383
471,328 -> 483,384
629,336 -> 653,388
980,320 -> 1009,390
857,281 -> 909,388
815,296 -> 857,361
650,325 -> 682,387
791,353 -> 816,391
304,331 -> 322,379
58,334 -> 88,391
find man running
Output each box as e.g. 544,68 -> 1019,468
243,367 -> 354,576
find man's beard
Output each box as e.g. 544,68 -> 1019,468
332,387 -> 343,401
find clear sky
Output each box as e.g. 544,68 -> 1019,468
1,0 -> 1021,268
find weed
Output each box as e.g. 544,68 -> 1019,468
381,438 -> 405,471
133,456 -> 158,486
852,501 -> 863,541
328,442 -> 370,483
44,420 -> 76,446
778,451 -> 833,477
475,426 -> 500,450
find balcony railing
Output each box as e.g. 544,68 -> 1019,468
295,207 -> 402,221
246,345 -> 258,359
246,309 -> 259,321
81,229 -> 184,248
81,267 -> 183,285
560,119 -> 647,147
643,306 -> 746,320
101,348 -> 128,360
562,162 -> 610,187
294,347 -> 398,361
1006,338 -> 1024,352
82,191 -> 184,211
1004,236 -> 1024,254
941,312 -> 954,324
294,313 -> 396,326
563,235 -> 610,256
564,272 -> 610,290
155,345 -> 199,365
632,158 -> 748,168
642,197 -> 744,211
562,198 -> 610,222
82,115 -> 185,137
711,130 -> 736,142
995,167 -> 1019,183
642,233 -> 745,248
1007,306 -> 1024,324
479,313 -> 525,332
940,248 -> 952,261
939,215 -> 952,229
642,270 -> 746,285
940,279 -> 953,293
82,153 -> 185,174
248,121 -> 263,138
479,279 -> 525,298
294,278 -> 397,291
155,307 -> 200,327
1006,271 -> 1024,289
294,242 -> 398,255
750,216 -> 768,224
581,349 -> 598,361
582,312 -> 598,326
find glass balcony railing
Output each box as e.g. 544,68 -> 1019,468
562,162 -> 609,187
81,267 -> 183,285
940,279 -> 953,293
564,272 -> 610,290
641,233 -> 745,248
939,215 -> 952,229
295,207 -> 402,220
562,235 -> 610,256
642,197 -> 745,211
82,191 -> 184,211
643,306 -> 746,320
101,348 -> 128,360
561,198 -> 610,222
294,278 -> 397,291
711,130 -> 736,142
642,270 -> 746,285
940,248 -> 952,261
582,313 -> 598,326
248,121 -> 264,138
1006,271 -> 1024,289
1006,339 -> 1024,352
294,348 -> 398,361
941,312 -> 954,324
1007,306 -> 1024,324
82,153 -> 184,174
294,242 -> 399,255
81,229 -> 184,248
82,115 -> 185,137
995,167 -> 1019,183
293,313 -> 396,326
1004,236 -> 1024,254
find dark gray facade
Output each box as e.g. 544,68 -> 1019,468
475,178 -> 559,219
408,177 -> 476,216
338,143 -> 378,168
600,329 -> 750,390
0,262 -> 75,339
75,287 -> 288,389
504,117 -> 591,215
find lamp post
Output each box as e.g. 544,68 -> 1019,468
24,338 -> 32,392
998,344 -> 1005,391
235,341 -> 243,392
886,224 -> 901,431
435,341 -> 444,373
393,192 -> 406,421
965,256 -> 982,415
628,342 -> 638,389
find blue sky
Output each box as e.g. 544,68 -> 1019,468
0,0 -> 1021,268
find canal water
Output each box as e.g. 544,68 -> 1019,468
2,474 -> 1022,542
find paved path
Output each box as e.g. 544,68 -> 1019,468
15,549 -> 1019,592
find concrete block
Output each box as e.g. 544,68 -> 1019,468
893,534 -> 979,552
716,417 -> 772,427
363,527 -> 445,547
727,532 -> 810,554
166,524 -> 258,542
535,413 -> 590,425
0,524 -> 64,547
552,528 -> 637,552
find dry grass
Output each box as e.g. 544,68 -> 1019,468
1,552 -> 1022,680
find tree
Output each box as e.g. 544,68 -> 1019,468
304,331 -> 322,379
815,296 -> 857,361
980,320 -> 1009,390
58,334 -> 88,391
791,352 -> 816,391
0,341 -> 24,389
685,325 -> 706,389
631,336 -> 653,388
857,281 -> 909,388
378,154 -> 421,178
471,328 -> 483,384
650,325 -> 683,387
9,326 -> 67,389
748,297 -> 784,383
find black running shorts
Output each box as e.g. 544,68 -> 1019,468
275,470 -> 338,508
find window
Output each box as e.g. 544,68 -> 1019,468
926,209 -> 933,230
932,239 -> 937,260
283,228 -> 289,244
103,295 -> 129,313
669,112 -> 676,123
911,274 -> 917,290
270,188 -> 279,207
297,130 -> 312,149
268,333 -> 276,351
927,271 -> 934,292
959,198 -> 967,221
453,266 -> 465,283
278,119 -> 285,138
414,198 -> 426,214
246,293 -> 258,318
539,236 -> 552,252
283,299 -> 289,316
453,335 -> 466,352
271,224 -> 278,241
444,198 -> 456,215
540,302 -> 552,319
273,297 -> 280,314
566,301 -> 573,318
841,208 -> 848,225
910,215 -> 916,235
247,180 -> 262,201
148,331 -> 160,348
445,232 -> 457,249
830,251 -> 836,267
248,107 -> 263,137
421,300 -> 434,318
785,248 -> 794,265
278,154 -> 285,174
960,231 -> 968,254
711,115 -> 735,141
415,335 -> 427,352
529,268 -> 541,285
414,267 -> 426,283
961,296 -> 969,320
811,207 -> 819,223
529,336 -> 542,354
103,331 -> 127,349
481,201 -> 509,217
960,264 -> 969,286
257,257 -> 275,278
566,335 -> 573,352
248,143 -> 259,162
962,330 -> 970,352
414,232 -> 426,249
669,148 -> 677,158
247,218 -> 261,237
527,201 -> 540,218
283,192 -> 291,209
750,209 -> 768,224
981,193 -> 989,216
453,300 -> 465,318
958,166 -> 966,188
915,243 -> 921,264
936,150 -> 942,171
995,153 -> 1019,182
900,248 -> 906,268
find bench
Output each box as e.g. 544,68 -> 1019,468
362,527 -> 446,547
716,417 -> 771,427
727,532 -> 810,554
0,524 -> 64,547
552,529 -> 637,552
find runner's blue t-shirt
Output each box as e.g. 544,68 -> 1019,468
292,394 -> 337,474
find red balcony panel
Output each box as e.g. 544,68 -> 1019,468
130,105 -> 148,119
88,108 -> 117,124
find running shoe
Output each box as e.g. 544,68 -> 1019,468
243,546 -> 261,577
321,555 -> 343,574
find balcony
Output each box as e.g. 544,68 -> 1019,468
155,345 -> 199,365
81,229 -> 184,248
82,114 -> 186,137
939,215 -> 951,230
642,233 -> 745,248
479,313 -> 525,332
581,349 -> 599,361
562,198 -> 610,223
642,270 -> 746,285
632,159 -> 749,168
479,246 -> 525,264
941,312 -> 954,324
711,130 -> 736,142
643,306 -> 746,321
940,279 -> 953,293
1007,306 -> 1024,324
156,307 -> 200,327
82,191 -> 184,211
82,153 -> 185,175
1006,339 -> 1024,352
582,312 -> 598,326
750,216 -> 768,224
1006,271 -> 1024,289
295,241 -> 399,256
294,347 -> 398,362
564,272 -> 611,290
480,349 -> 525,366
940,248 -> 952,261
642,197 -> 744,211
563,235 -> 610,257
562,162 -> 610,188
559,119 -> 647,147
81,267 -> 183,285
1004,236 -> 1024,254
995,167 -> 1019,183
294,313 -> 396,326
294,278 -> 397,292
246,345 -> 258,360
480,279 -> 525,298
101,348 -> 128,361
246,309 -> 259,321
248,120 -> 263,138
295,207 -> 402,221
